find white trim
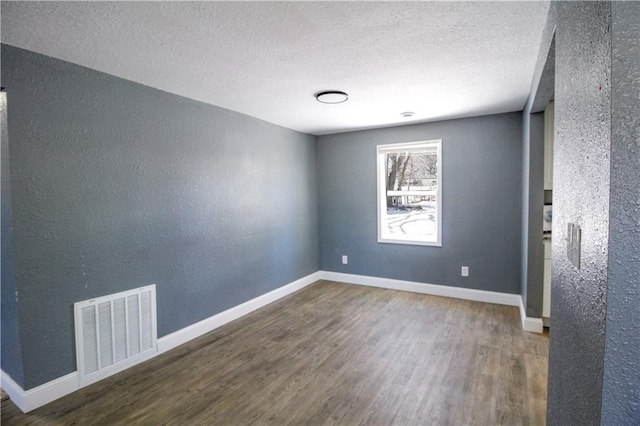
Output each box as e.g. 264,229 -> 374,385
1,370 -> 78,413
158,271 -> 322,353
523,317 -> 544,333
377,141 -> 439,152
519,295 -> 544,333
3,270 -> 542,413
78,351 -> 159,388
1,271 -> 321,413
1,370 -> 26,412
320,271 -> 521,307
322,271 -> 544,334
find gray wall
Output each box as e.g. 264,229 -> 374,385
521,111 -> 545,317
1,45 -> 319,389
521,19 -> 556,319
547,3 -> 640,424
1,89 -> 25,388
547,2 -> 611,424
318,113 -> 522,294
601,1 -> 640,424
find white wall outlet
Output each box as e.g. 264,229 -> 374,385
461,266 -> 469,277
342,255 -> 348,265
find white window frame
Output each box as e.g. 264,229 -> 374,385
376,139 -> 442,247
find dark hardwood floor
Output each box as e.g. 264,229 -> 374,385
1,280 -> 548,425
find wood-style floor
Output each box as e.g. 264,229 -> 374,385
1,280 -> 548,425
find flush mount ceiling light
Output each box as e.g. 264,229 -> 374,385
400,111 -> 415,118
315,91 -> 349,104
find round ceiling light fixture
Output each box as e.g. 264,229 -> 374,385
315,91 -> 349,104
400,111 -> 415,118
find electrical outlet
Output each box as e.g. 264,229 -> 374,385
342,255 -> 348,265
461,266 -> 469,277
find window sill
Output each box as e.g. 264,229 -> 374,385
377,237 -> 442,247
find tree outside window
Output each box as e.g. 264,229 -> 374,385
377,140 -> 442,246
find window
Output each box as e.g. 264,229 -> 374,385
377,140 -> 442,246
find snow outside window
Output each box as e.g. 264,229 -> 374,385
376,140 -> 442,246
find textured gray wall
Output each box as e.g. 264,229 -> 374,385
601,1 -> 640,424
547,2 -> 611,424
1,45 -> 319,389
1,90 -> 25,387
318,113 -> 522,294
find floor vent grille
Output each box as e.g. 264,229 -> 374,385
74,285 -> 157,385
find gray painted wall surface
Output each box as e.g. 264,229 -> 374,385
1,90 -> 25,387
1,45 -> 319,389
521,18 -> 555,318
521,111 -> 545,317
318,113 -> 522,294
520,112 -> 530,308
601,1 -> 640,424
547,2 -> 611,424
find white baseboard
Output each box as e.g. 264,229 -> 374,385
320,271 -> 543,334
519,295 -> 544,333
3,269 -> 542,414
1,271 -> 322,413
158,271 -> 322,353
522,316 -> 544,333
1,370 -> 79,414
319,271 -> 522,307
1,371 -> 26,412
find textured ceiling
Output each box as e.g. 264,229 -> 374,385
1,1 -> 550,135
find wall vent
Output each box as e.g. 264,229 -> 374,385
74,285 -> 157,385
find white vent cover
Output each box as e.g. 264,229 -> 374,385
74,285 -> 157,385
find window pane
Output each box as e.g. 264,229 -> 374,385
377,141 -> 441,246
386,152 -> 437,193
383,151 -> 438,242
384,196 -> 438,241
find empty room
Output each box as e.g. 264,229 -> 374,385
1,1 -> 638,425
